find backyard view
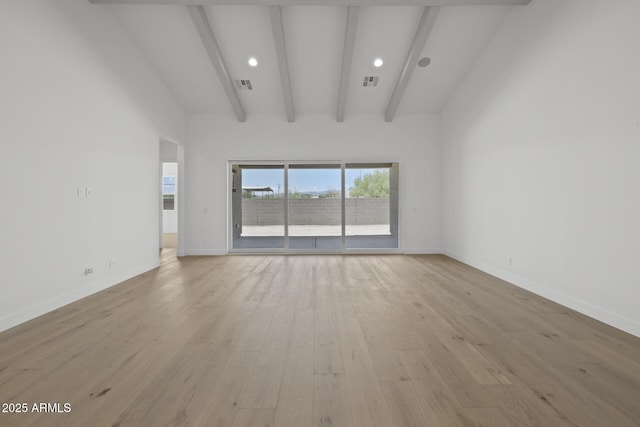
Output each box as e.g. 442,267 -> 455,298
232,163 -> 398,250
241,168 -> 389,199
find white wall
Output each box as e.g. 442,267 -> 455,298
186,114 -> 441,254
160,139 -> 178,163
442,0 -> 640,336
0,0 -> 186,331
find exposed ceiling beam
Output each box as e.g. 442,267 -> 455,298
187,5 -> 246,122
336,6 -> 359,123
92,1 -> 531,5
269,6 -> 295,122
385,6 -> 439,122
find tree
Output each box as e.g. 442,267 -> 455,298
349,170 -> 389,198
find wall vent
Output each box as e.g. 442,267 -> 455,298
235,79 -> 253,90
362,76 -> 379,87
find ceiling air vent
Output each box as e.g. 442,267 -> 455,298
362,76 -> 379,87
235,79 -> 253,90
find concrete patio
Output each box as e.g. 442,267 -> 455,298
233,225 -> 397,250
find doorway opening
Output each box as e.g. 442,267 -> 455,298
159,138 -> 183,257
230,161 -> 399,253
161,162 -> 178,249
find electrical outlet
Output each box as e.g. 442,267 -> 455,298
84,267 -> 94,275
85,188 -> 92,197
109,260 -> 115,269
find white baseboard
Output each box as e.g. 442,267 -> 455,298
185,249 -> 227,256
403,248 -> 442,255
0,259 -> 160,333
187,248 -> 442,256
443,250 -> 640,338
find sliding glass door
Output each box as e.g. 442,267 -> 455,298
288,164 -> 342,250
231,164 -> 285,250
230,161 -> 398,252
345,163 -> 398,249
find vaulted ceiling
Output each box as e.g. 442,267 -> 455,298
90,1 -> 532,122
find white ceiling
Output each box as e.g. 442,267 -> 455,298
108,4 -> 512,118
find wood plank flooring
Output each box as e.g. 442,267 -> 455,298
1,252 -> 640,426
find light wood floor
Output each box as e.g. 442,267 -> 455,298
162,233 -> 177,249
1,252 -> 640,426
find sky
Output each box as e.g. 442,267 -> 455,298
242,167 -> 383,195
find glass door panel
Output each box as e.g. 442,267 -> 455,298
288,164 -> 342,250
345,163 -> 398,249
232,164 -> 285,249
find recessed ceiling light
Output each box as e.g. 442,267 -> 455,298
248,57 -> 258,67
374,58 -> 383,68
418,57 -> 432,68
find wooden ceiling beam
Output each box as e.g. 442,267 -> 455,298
187,5 -> 246,122
269,6 -> 296,122
385,5 -> 439,122
336,6 -> 359,123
